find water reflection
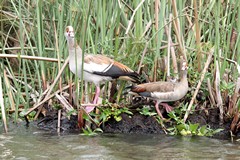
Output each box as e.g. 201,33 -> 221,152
0,124 -> 240,160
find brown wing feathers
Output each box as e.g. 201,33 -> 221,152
130,85 -> 151,97
131,85 -> 146,92
113,61 -> 133,73
131,81 -> 175,95
84,54 -> 113,64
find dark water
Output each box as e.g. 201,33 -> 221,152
0,124 -> 240,160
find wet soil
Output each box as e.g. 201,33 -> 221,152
103,108 -> 234,139
36,107 -> 237,139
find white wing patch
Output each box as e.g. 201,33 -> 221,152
151,91 -> 176,102
83,62 -> 113,73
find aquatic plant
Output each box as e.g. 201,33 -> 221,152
137,106 -> 157,116
97,104 -> 133,123
167,111 -> 223,136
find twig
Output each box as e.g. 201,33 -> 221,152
230,112 -> 239,135
3,69 -> 15,110
183,48 -> 214,123
0,54 -> 64,63
57,109 -> 61,133
120,0 -> 133,11
81,103 -> 107,106
186,46 -> 238,66
231,75 -> 240,113
0,74 -> 8,133
166,15 -> 171,77
34,57 -> 70,119
171,0 -> 187,60
185,13 -> 195,33
53,17 -> 62,90
164,14 -> 178,77
24,82 -> 74,117
194,0 -> 201,72
137,42 -> 149,73
125,0 -> 145,35
171,0 -> 180,33
141,20 -> 152,38
55,94 -> 75,112
84,81 -> 90,106
80,107 -> 98,127
207,78 -> 216,106
0,47 -> 55,51
215,61 -> 223,125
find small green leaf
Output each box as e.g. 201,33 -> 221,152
176,123 -> 187,131
94,128 -> 103,133
189,123 -> 199,133
212,128 -> 224,134
199,125 -> 207,135
19,110 -> 27,117
180,129 -> 188,136
114,115 -> 122,122
29,111 -> 36,118
123,109 -> 133,115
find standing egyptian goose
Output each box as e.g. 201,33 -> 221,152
64,26 -> 140,113
130,61 -> 188,119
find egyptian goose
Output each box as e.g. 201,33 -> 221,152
64,26 -> 140,113
130,61 -> 188,119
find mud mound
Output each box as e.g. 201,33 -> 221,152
103,113 -> 164,134
37,115 -> 79,133
36,107 -> 237,139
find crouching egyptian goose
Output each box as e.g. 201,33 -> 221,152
130,61 -> 188,119
65,26 -> 140,113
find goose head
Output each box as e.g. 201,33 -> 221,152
65,26 -> 75,46
181,61 -> 188,71
179,61 -> 188,79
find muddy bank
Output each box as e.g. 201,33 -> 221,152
103,108 -> 233,139
36,107 -> 237,140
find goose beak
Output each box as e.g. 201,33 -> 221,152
68,31 -> 75,38
181,62 -> 188,70
65,26 -> 75,38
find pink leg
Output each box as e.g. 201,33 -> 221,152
155,101 -> 165,120
85,85 -> 100,113
160,103 -> 173,113
93,86 -> 100,104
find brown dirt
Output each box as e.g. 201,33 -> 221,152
102,107 -> 233,139
103,113 -> 164,134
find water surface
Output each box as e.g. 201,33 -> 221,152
0,124 -> 240,160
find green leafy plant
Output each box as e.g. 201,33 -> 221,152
220,80 -> 235,96
137,106 -> 157,116
98,105 -> 133,122
66,108 -> 78,117
19,109 -> 36,120
167,111 -> 223,136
